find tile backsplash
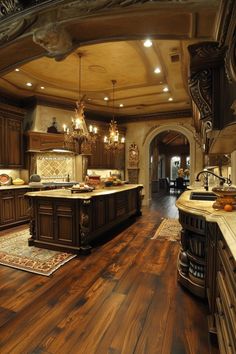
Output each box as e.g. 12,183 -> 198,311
36,153 -> 75,182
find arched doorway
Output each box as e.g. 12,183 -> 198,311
150,130 -> 190,196
142,123 -> 197,205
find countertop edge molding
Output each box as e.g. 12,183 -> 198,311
176,189 -> 236,261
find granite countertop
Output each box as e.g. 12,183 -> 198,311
176,189 -> 236,261
0,185 -> 30,190
25,184 -> 143,200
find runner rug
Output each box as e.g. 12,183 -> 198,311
0,229 -> 76,276
151,218 -> 182,241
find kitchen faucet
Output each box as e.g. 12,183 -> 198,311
195,170 -> 231,191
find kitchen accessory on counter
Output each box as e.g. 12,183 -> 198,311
12,178 -> 25,185
0,174 -> 12,185
212,186 -> 236,210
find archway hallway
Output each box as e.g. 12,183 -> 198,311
0,194 -> 219,354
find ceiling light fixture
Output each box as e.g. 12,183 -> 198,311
104,96 -> 109,101
40,86 -> 45,90
144,39 -> 152,47
163,87 -> 169,92
63,53 -> 98,154
15,68 -> 20,72
119,103 -> 124,107
168,97 -> 173,101
104,80 -> 125,152
154,67 -> 161,74
26,82 -> 32,87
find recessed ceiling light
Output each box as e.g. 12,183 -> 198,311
154,67 -> 161,74
119,103 -> 124,107
144,39 -> 152,47
40,86 -> 45,90
26,82 -> 32,87
163,87 -> 169,92
15,68 -> 20,72
168,97 -> 173,101
104,97 -> 109,101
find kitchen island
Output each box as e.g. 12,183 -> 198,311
26,184 -> 143,254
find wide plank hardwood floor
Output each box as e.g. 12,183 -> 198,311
0,193 -> 219,354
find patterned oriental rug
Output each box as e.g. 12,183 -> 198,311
0,229 -> 76,276
151,218 -> 182,241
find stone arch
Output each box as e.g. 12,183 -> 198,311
142,123 -> 197,205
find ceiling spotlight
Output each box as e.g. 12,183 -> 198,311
40,86 -> 45,90
154,67 -> 161,74
26,82 -> 32,87
168,97 -> 173,101
119,103 -> 124,107
163,87 -> 169,92
104,97 -> 109,101
144,39 -> 152,48
15,68 -> 20,72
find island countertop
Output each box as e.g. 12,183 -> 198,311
176,189 -> 236,261
25,184 -> 143,199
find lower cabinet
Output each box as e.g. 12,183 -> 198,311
178,210 -> 206,298
215,234 -> 236,354
178,210 -> 236,353
0,188 -> 29,229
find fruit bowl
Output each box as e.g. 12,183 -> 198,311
211,187 -> 236,210
212,187 -> 236,198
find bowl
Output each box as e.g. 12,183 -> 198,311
104,181 -> 113,187
212,187 -> 236,198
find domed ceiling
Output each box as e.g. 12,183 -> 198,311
0,0 -> 222,119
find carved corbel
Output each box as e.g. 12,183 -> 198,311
33,23 -> 74,61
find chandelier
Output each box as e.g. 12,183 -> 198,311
63,53 -> 98,154
104,80 -> 125,151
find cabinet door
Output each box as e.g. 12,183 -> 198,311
0,191 -> 16,225
5,117 -> 23,168
15,189 -> 29,221
0,116 -> 5,167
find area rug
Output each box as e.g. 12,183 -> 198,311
0,229 -> 76,276
151,218 -> 182,241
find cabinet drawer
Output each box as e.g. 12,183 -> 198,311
217,272 -> 236,351
218,240 -> 236,289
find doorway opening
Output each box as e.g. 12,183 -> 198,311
150,130 -> 190,197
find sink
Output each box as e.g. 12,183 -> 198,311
190,192 -> 217,201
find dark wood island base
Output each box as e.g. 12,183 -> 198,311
26,184 -> 143,254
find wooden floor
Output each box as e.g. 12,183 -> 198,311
0,193 -> 219,354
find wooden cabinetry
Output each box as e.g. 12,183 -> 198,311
178,210 -> 206,298
215,233 -> 236,354
0,188 -> 29,229
88,125 -> 125,170
27,185 -> 142,254
26,131 -> 66,152
0,104 -> 25,168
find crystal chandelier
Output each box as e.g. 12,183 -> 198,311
63,53 -> 98,154
104,80 -> 125,151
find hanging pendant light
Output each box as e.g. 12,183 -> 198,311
63,53 -> 98,154
104,80 -> 125,151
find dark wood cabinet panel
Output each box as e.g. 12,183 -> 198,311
0,191 -> 15,225
0,116 -> 5,167
0,188 -> 29,229
15,189 -> 29,221
0,104 -> 25,168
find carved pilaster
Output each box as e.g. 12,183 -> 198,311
79,199 -> 92,254
27,197 -> 36,246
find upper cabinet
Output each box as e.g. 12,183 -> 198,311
87,124 -> 125,170
26,131 -> 66,152
0,103 -> 25,169
188,2 -> 236,154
